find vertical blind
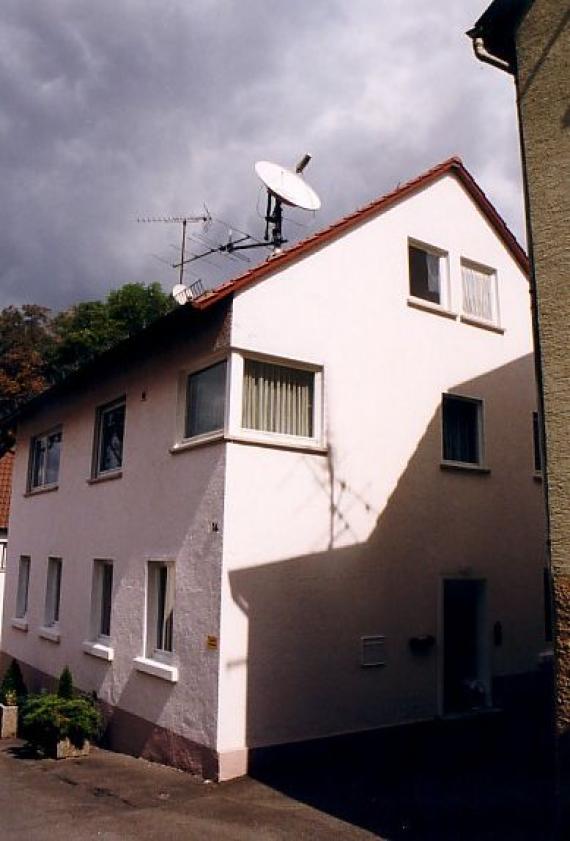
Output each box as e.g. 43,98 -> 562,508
242,360 -> 314,437
462,265 -> 494,321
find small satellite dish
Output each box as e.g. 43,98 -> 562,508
171,283 -> 193,305
255,160 -> 321,211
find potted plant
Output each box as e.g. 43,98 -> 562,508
0,659 -> 27,739
21,667 -> 101,758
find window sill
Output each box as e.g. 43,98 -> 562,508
533,472 -> 543,482
440,460 -> 491,474
38,625 -> 61,643
170,429 -> 224,454
133,656 -> 178,683
11,618 -> 28,632
82,640 -> 114,662
87,470 -> 123,485
24,484 -> 59,498
407,297 -> 458,320
226,431 -> 328,456
459,314 -> 505,334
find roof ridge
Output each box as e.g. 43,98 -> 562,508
194,156 -> 527,310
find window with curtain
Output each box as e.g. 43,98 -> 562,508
186,361 -> 227,438
29,429 -> 62,489
242,359 -> 314,438
442,394 -> 482,465
461,263 -> 496,322
94,399 -> 126,475
91,560 -> 113,639
44,557 -> 62,627
408,244 -> 443,305
147,561 -> 175,657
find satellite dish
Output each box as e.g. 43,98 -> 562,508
171,283 -> 193,305
255,160 -> 321,211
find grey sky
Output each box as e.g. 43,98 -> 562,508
0,1 -> 523,311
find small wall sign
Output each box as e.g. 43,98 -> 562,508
206,635 -> 218,650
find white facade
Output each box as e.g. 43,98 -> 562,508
1,162 -> 547,779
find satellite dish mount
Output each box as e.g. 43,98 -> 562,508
256,154 -> 321,251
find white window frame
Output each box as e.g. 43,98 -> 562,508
43,556 -> 62,629
144,560 -> 175,663
91,560 -> 113,640
441,393 -> 485,469
460,258 -> 500,327
0,539 -> 7,573
28,427 -> 62,491
15,555 -> 30,620
407,238 -> 450,311
227,350 -> 325,451
92,397 -> 126,478
172,352 -> 229,451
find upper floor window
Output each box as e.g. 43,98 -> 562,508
185,361 -> 227,439
408,242 -> 447,307
242,359 -> 315,438
94,398 -> 126,476
461,260 -> 499,324
29,428 -> 62,490
442,394 -> 484,466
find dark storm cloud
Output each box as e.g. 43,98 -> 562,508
0,0 -> 524,311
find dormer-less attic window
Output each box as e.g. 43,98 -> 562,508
408,242 -> 448,307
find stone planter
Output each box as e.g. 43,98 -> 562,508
54,738 -> 90,759
0,704 -> 18,739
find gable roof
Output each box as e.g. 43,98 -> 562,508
0,451 -> 14,530
1,156 -> 527,438
194,156 -> 529,311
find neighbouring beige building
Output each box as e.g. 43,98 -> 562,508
1,158 -> 548,779
468,0 -> 569,758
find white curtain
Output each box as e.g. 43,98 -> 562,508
462,265 -> 493,321
242,361 -> 313,437
426,252 -> 440,294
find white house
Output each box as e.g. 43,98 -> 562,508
0,157 -> 548,780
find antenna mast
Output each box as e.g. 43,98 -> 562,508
137,212 -> 211,285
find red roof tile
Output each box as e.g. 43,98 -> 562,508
194,156 -> 528,311
0,451 -> 14,530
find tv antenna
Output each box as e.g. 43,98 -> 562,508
172,154 -> 321,283
137,211 -> 211,285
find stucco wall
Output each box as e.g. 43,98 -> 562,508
2,304 -> 230,762
217,173 -> 546,763
515,0 -> 570,733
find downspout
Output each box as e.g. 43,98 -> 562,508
467,29 -> 514,74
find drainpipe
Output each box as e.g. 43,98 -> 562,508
469,34 -> 514,74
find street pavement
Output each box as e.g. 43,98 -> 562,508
0,739 -> 378,841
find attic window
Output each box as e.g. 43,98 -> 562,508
408,242 -> 447,306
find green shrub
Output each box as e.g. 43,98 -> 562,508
0,659 -> 27,704
21,694 -> 102,752
57,666 -> 74,700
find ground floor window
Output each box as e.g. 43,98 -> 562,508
146,561 -> 175,658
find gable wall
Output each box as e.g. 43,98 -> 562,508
217,173 -> 546,763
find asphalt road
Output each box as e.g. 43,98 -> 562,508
0,740 -> 379,841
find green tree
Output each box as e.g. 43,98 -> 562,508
0,305 -> 54,419
57,666 -> 74,700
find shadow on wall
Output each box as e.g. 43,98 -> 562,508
229,352 -> 555,838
